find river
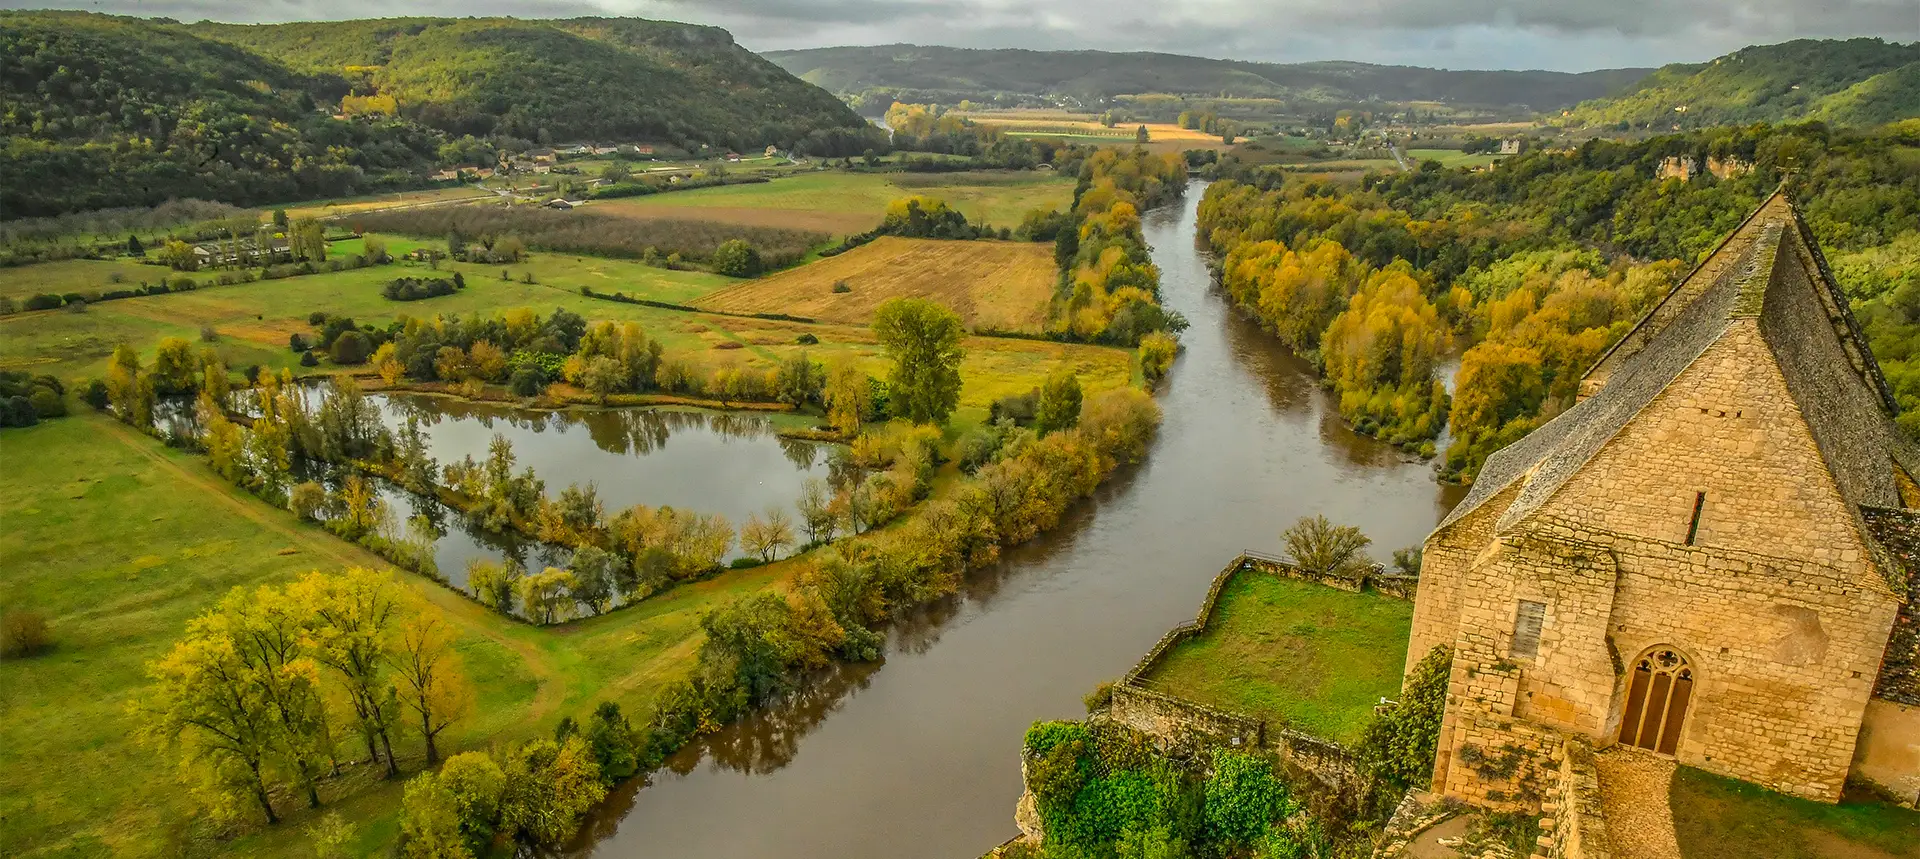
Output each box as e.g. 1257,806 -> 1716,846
569,179 -> 1466,857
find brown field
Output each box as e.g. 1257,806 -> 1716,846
693,237 -> 1056,332
953,110 -> 1230,153
597,203 -> 880,236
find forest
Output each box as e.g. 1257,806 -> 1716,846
1557,38 -> 1920,130
1200,119 -> 1920,476
0,12 -> 878,217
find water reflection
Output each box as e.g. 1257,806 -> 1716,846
570,181 -> 1466,859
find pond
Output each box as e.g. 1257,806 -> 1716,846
567,180 -> 1468,857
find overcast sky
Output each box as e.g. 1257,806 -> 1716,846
8,0 -> 1917,71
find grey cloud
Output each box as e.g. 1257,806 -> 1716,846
2,0 -> 1912,70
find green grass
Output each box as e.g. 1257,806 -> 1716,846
1670,767 -> 1920,859
0,413 -> 811,857
598,170 -> 1074,231
1405,148 -> 1504,169
0,258 -> 185,302
0,237 -> 1131,429
1138,572 -> 1413,745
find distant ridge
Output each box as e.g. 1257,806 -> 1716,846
765,44 -> 1651,110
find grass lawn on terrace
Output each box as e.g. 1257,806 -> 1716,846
0,258 -> 176,302
1137,572 -> 1413,745
593,170 -> 1075,236
1671,766 -> 1920,859
0,414 -> 810,857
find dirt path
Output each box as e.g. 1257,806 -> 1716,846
98,416 -> 566,724
1596,748 -> 1684,859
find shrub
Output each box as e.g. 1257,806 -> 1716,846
199,325 -> 218,342
308,311 -> 328,326
289,482 -> 326,520
300,350 -> 320,367
24,293 -> 61,311
0,610 -> 52,658
728,557 -> 764,569
80,379 -> 109,410
711,239 -> 763,277
382,277 -> 459,301
831,280 -> 851,294
330,331 -> 372,365
28,387 -> 65,418
289,333 -> 308,352
508,367 -> 546,398
1083,681 -> 1114,713
796,333 -> 819,345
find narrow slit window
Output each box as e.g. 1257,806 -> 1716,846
1685,492 -> 1706,545
1511,600 -> 1546,659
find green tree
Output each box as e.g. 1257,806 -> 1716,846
1034,367 -> 1083,434
399,771 -> 473,859
1135,124 -> 1150,143
871,298 -> 966,424
439,751 -> 505,851
775,351 -> 825,407
1354,645 -> 1452,817
518,568 -> 577,625
711,239 -> 763,277
498,737 -> 606,846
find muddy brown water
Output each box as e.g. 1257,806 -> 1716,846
566,179 -> 1467,858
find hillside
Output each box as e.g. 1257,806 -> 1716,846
765,44 -> 1649,112
0,12 -> 874,218
0,11 -> 440,217
192,17 -> 871,149
1557,38 -> 1920,129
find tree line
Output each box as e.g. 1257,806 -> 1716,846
347,205 -> 826,274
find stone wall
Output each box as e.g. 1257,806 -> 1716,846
1535,737 -> 1613,859
1110,683 -> 1264,752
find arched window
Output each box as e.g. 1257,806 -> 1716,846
1617,647 -> 1694,756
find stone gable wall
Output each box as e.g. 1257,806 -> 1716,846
1542,323 -> 1876,572
1862,505 -> 1920,704
1409,480 -> 1522,676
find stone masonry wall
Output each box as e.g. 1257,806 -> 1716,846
1862,505 -> 1920,705
1409,481 -> 1523,676
1548,323 -> 1878,572
1536,737 -> 1613,859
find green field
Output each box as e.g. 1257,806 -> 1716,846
0,414 -> 812,857
596,170 -> 1074,234
0,233 -> 1129,429
1405,148 -> 1504,169
1137,572 -> 1413,745
1671,767 -> 1920,858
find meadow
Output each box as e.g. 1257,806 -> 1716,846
694,237 -> 1057,332
594,170 -> 1075,236
1405,148 -> 1505,169
1137,572 -> 1413,745
0,414 -> 815,857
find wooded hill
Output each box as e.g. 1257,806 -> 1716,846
765,44 -> 1650,112
1555,38 -> 1920,130
191,17 -> 867,146
0,11 -> 870,218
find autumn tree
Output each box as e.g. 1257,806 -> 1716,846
518,568 -> 577,625
294,568 -> 404,777
739,506 -> 796,562
138,612 -> 286,823
1033,367 -> 1083,434
822,359 -> 873,433
796,477 -> 837,545
389,603 -> 474,765
871,298 -> 965,425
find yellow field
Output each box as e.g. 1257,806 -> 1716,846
954,110 -> 1228,151
693,237 -> 1056,333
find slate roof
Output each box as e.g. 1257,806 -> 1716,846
1438,190 -> 1918,536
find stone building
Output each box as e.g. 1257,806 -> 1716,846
1407,190 -> 1920,809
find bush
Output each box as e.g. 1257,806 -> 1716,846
831,280 -> 851,294
728,557 -> 764,569
711,239 -> 763,277
300,350 -> 320,367
308,311 -> 328,326
796,333 -> 819,345
24,293 -> 62,311
79,379 -> 109,410
0,610 -> 52,658
508,366 -> 546,398
330,331 -> 372,365
199,325 -> 218,342
28,387 -> 65,418
289,333 -> 308,352
382,277 -> 459,301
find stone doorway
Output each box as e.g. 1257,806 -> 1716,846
1617,647 -> 1693,755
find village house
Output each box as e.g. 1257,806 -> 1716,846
1407,190 -> 1920,810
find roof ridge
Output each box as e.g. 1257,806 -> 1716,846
1731,218 -> 1785,317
